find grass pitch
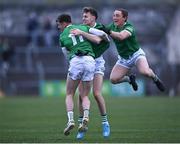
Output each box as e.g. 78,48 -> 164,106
0,96 -> 180,143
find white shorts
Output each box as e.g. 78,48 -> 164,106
116,48 -> 146,69
94,55 -> 105,76
68,56 -> 95,81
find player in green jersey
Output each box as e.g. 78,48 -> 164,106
104,8 -> 165,92
76,7 -> 110,140
56,14 -> 103,136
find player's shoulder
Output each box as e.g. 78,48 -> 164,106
107,23 -> 115,29
61,25 -> 73,34
60,29 -> 68,37
78,24 -> 90,28
94,23 -> 104,29
124,21 -> 135,32
125,21 -> 134,28
75,24 -> 90,31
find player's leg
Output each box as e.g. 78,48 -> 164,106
110,60 -> 138,91
136,56 -> 165,91
77,82 -> 84,122
92,56 -> 110,137
110,64 -> 129,84
93,74 -> 106,117
78,56 -> 95,133
64,56 -> 83,136
76,82 -> 86,140
78,81 -> 92,132
93,73 -> 110,138
64,76 -> 80,136
110,63 -> 135,84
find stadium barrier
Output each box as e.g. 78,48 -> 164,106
40,79 -> 145,97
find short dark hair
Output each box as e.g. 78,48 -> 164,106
56,14 -> 72,23
118,8 -> 128,21
83,7 -> 98,20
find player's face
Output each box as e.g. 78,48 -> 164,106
82,12 -> 95,26
56,21 -> 65,32
113,10 -> 126,26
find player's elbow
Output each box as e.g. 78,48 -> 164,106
118,32 -> 130,40
118,34 -> 126,41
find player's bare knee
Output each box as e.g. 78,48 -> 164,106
93,91 -> 101,99
110,77 -> 118,84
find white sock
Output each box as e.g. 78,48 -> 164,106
83,109 -> 89,118
67,111 -> 74,122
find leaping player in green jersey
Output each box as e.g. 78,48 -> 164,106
103,8 -> 165,92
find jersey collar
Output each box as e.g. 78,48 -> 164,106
92,23 -> 97,28
67,24 -> 72,28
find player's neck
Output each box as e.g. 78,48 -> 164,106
89,22 -> 96,28
66,23 -> 72,27
118,22 -> 126,28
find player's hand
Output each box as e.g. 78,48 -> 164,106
99,25 -> 111,35
70,29 -> 82,35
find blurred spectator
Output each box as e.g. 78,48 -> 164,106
3,12 -> 13,33
42,16 -> 53,47
0,38 -> 3,62
26,12 -> 39,46
0,38 -> 15,73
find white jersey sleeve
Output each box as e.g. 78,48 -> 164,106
89,28 -> 110,42
61,47 -> 69,59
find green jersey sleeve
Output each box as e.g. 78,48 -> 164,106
124,23 -> 134,35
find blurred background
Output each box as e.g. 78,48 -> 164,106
0,0 -> 180,97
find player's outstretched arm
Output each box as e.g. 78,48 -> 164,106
70,29 -> 102,44
99,25 -> 131,41
110,30 -> 131,40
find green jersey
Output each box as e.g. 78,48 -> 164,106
108,21 -> 140,59
92,23 -> 110,58
59,24 -> 95,60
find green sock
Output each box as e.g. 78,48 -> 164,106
102,114 -> 108,123
78,116 -> 83,124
